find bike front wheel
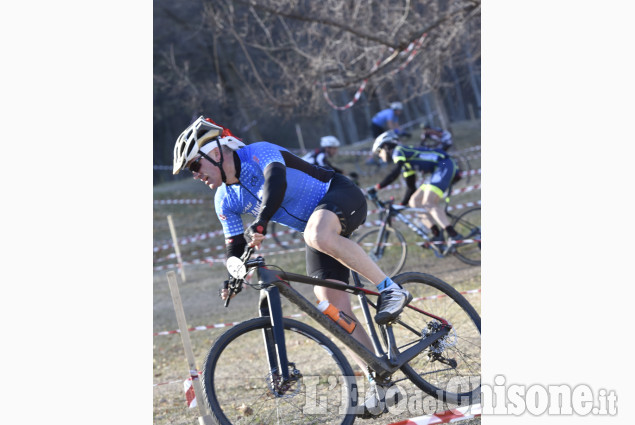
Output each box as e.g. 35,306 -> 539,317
451,207 -> 481,266
202,317 -> 357,425
387,272 -> 481,405
355,226 -> 407,280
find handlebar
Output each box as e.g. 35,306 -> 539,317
364,189 -> 393,209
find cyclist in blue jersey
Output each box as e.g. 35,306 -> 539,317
173,116 -> 412,416
371,102 -> 404,138
367,131 -> 463,249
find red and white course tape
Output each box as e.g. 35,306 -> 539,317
183,378 -> 197,408
387,404 -> 481,425
153,290 -> 480,337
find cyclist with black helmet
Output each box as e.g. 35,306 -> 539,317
367,131 -> 463,250
420,123 -> 453,151
301,135 -> 344,173
173,116 -> 413,417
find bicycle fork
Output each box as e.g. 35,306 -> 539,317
258,286 -> 299,393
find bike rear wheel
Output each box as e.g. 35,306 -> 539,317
385,272 -> 481,405
450,207 -> 481,266
202,317 -> 357,425
453,153 -> 472,186
355,226 -> 407,280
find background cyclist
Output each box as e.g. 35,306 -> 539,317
301,135 -> 344,173
368,131 -> 463,251
420,123 -> 453,151
371,102 -> 405,138
172,116 -> 412,416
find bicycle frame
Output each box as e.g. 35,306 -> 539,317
370,199 -> 443,253
245,256 -> 451,383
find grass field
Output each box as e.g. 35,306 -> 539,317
153,120 -> 481,424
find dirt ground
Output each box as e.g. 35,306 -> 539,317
153,121 -> 481,424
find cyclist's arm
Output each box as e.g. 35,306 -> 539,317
376,161 -> 404,189
225,234 -> 247,259
253,162 -> 287,229
400,174 -> 417,206
323,158 -> 343,174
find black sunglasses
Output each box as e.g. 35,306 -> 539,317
188,155 -> 204,173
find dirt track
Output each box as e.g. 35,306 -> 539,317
153,123 -> 481,424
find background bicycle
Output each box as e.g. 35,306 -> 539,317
354,191 -> 481,280
202,248 -> 481,425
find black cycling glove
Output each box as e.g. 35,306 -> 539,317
244,219 -> 268,245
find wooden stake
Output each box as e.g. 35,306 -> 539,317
295,123 -> 307,155
166,271 -> 213,425
167,214 -> 186,282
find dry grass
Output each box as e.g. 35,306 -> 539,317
153,120 -> 481,424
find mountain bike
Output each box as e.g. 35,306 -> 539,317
355,191 -> 481,279
201,247 -> 481,425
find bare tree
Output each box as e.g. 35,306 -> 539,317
158,0 -> 480,117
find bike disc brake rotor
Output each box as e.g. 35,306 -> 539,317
265,364 -> 303,398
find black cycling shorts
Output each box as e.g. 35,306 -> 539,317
305,173 -> 367,283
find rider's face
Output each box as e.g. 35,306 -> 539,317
379,148 -> 392,163
188,149 -> 223,189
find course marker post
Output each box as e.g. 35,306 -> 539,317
167,214 -> 186,282
166,271 -> 213,425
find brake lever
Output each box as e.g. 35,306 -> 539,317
241,246 -> 255,261
224,247 -> 254,308
224,288 -> 234,308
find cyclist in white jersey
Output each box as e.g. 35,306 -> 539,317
301,135 -> 344,173
173,116 -> 413,416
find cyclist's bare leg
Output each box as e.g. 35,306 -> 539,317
408,187 -> 436,229
304,209 -> 388,285
421,189 -> 451,228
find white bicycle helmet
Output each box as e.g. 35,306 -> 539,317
372,131 -> 399,153
390,101 -> 403,110
320,135 -> 341,148
173,116 -> 245,175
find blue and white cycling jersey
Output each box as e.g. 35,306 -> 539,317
214,142 -> 335,238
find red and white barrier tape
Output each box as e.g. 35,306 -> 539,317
154,199 -> 208,205
153,289 -> 481,388
387,404 -> 481,425
153,200 -> 480,263
154,229 -> 226,253
322,34 -> 426,111
151,180 -> 481,233
153,290 -> 480,337
153,246 -> 308,271
183,378 -> 197,408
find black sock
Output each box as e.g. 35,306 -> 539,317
445,225 -> 457,237
431,225 -> 440,237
